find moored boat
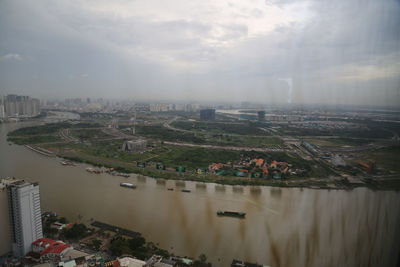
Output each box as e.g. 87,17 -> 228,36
217,211 -> 246,218
120,182 -> 136,189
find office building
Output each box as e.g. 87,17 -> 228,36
200,109 -> 215,121
7,180 -> 43,257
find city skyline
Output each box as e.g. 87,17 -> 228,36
0,0 -> 399,106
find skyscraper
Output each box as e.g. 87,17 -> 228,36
7,180 -> 43,257
200,109 -> 215,121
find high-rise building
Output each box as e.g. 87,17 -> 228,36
0,104 -> 5,119
3,95 -> 40,117
0,180 -> 12,256
257,111 -> 265,121
7,180 -> 43,257
200,109 -> 216,120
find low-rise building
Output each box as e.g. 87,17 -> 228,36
144,255 -> 177,267
122,139 -> 147,152
32,238 -> 72,262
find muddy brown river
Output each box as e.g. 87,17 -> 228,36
0,120 -> 399,266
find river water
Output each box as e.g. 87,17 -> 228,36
0,120 -> 399,266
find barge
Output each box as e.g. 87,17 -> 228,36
217,211 -> 246,218
120,182 -> 136,189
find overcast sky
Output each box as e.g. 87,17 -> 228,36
0,0 -> 399,106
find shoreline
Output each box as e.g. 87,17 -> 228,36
56,152 -> 399,191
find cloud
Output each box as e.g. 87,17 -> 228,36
0,53 -> 22,61
0,0 -> 399,106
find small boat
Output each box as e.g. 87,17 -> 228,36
167,188 -> 174,191
86,167 -> 101,174
181,189 -> 191,193
60,160 -> 75,166
217,211 -> 246,218
120,182 -> 136,189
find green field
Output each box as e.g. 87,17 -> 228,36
8,135 -> 62,145
69,128 -> 111,140
359,146 -> 400,172
135,125 -> 282,147
171,121 -> 270,135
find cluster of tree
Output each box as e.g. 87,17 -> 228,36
60,223 -> 90,240
109,235 -> 169,260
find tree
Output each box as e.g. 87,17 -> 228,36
62,223 -> 87,240
91,239 -> 102,250
128,236 -> 145,250
59,217 -> 68,224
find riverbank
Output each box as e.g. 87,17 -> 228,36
56,152 -> 398,191
6,120 -> 400,191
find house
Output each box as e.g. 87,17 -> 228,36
32,238 -> 72,262
50,222 -> 66,231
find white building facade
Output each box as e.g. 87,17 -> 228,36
8,181 -> 43,257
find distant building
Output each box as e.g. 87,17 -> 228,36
122,139 -> 147,152
331,155 -> 347,167
150,104 -> 172,112
0,102 -> 5,119
3,94 -> 40,117
257,111 -> 265,121
200,109 -> 215,120
265,115 -> 302,122
7,180 -> 43,257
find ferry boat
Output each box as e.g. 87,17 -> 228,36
217,211 -> 246,218
181,189 -> 191,193
120,182 -> 136,189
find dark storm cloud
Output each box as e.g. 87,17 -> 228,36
0,0 -> 399,106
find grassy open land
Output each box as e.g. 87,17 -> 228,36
171,121 -> 270,135
358,146 -> 400,173
135,125 -> 283,147
69,128 -> 111,140
8,135 -> 62,145
276,124 -> 394,139
8,123 -> 71,136
6,122 -> 107,145
302,137 -> 373,147
44,141 -> 301,170
8,122 -> 102,137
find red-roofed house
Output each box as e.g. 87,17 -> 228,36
32,238 -> 72,262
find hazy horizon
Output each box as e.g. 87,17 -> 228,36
0,0 -> 399,106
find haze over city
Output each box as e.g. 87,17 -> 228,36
0,0 -> 399,106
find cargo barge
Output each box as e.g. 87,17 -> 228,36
120,182 -> 137,189
217,211 -> 246,218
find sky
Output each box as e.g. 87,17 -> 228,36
0,0 -> 399,106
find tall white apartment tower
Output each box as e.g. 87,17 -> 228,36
7,181 -> 43,257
